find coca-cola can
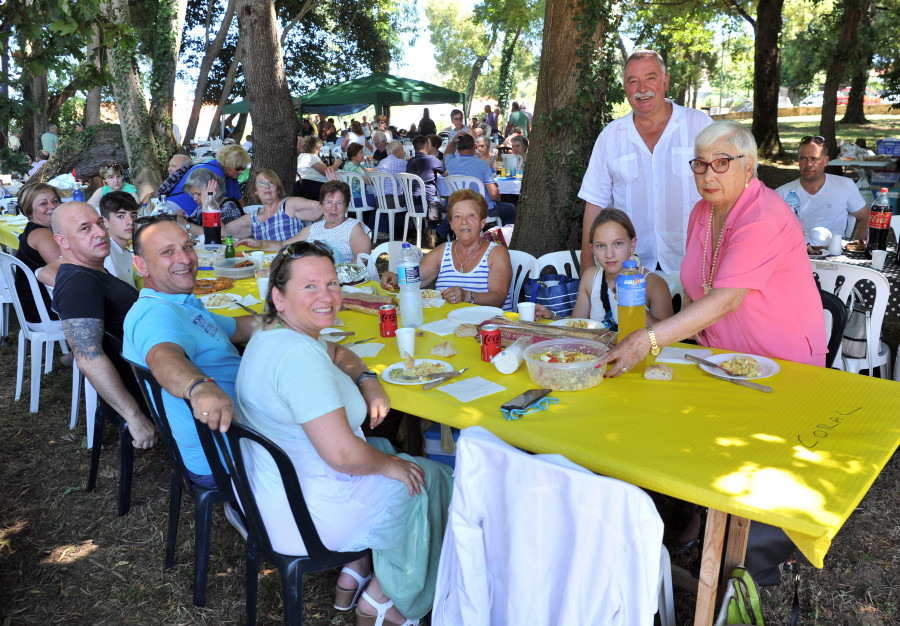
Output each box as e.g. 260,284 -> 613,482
480,324 -> 501,362
379,305 -> 398,337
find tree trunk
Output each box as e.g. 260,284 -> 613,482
208,38 -> 243,140
236,0 -> 299,190
496,28 -> 522,118
85,25 -> 103,127
510,0 -> 614,256
106,0 -> 163,199
465,26 -> 499,118
820,0 -> 862,159
0,25 -> 8,149
149,0 -> 189,158
184,0 -> 236,145
840,0 -> 875,125
31,70 -> 48,148
842,68 -> 869,124
232,112 -> 249,142
751,0 -> 784,158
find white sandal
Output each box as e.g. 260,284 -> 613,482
355,590 -> 419,626
334,566 -> 372,610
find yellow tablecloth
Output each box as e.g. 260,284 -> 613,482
213,279 -> 900,569
0,215 -> 27,249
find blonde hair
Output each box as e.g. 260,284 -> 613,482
215,144 -> 251,171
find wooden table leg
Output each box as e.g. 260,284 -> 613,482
719,515 -> 751,603
693,508 -> 728,626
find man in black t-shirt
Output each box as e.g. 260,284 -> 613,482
51,202 -> 157,449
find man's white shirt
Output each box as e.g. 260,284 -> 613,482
578,100 -> 712,273
104,238 -> 136,289
775,174 -> 866,239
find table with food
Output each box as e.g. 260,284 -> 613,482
196,254 -> 900,625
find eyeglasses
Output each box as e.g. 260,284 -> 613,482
281,240 -> 334,260
688,155 -> 744,175
322,200 -> 346,209
451,116 -> 463,122
256,180 -> 275,188
800,136 -> 825,146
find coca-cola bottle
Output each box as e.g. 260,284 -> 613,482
201,191 -> 222,244
865,187 -> 892,259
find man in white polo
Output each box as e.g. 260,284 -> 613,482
775,135 -> 869,240
578,49 -> 712,273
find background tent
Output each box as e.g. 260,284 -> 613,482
298,73 -> 466,117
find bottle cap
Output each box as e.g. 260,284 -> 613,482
623,260 -> 638,268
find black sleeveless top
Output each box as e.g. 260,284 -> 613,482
15,221 -> 58,323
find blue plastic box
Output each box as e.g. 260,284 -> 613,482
423,424 -> 460,469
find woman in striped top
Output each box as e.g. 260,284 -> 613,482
234,169 -> 327,245
380,189 -> 513,310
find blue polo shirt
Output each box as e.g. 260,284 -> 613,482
445,154 -> 497,210
123,288 -> 240,476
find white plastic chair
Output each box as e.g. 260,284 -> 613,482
432,426 -> 674,626
444,175 -> 500,228
337,171 -> 375,224
655,271 -> 684,313
356,241 -> 421,282
507,249 -> 538,313
536,250 -> 580,279
72,359 -> 98,448
368,171 -> 406,243
0,264 -> 13,339
394,172 -> 427,249
242,203 -> 261,216
0,252 -> 69,412
812,260 -> 892,377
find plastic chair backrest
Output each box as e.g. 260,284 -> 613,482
507,249 -> 538,313
337,171 -> 374,220
395,173 -> 427,216
819,288 -> 849,368
0,251 -> 58,335
356,241 -> 415,280
445,175 -> 486,198
368,171 -> 402,212
212,422 -> 333,559
536,250 -> 580,279
811,260 -> 888,369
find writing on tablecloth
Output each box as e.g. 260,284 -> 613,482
797,406 -> 862,449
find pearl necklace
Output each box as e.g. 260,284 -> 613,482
701,207 -> 726,295
453,241 -> 483,271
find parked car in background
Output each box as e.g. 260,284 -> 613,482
880,90 -> 900,104
800,92 -> 824,106
837,87 -> 881,105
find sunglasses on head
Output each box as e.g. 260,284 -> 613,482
281,240 -> 334,260
800,136 -> 825,146
135,214 -> 177,227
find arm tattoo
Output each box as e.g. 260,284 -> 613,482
61,318 -> 106,361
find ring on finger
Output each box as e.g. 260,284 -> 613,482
621,367 -> 628,373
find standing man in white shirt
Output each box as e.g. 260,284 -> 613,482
578,49 -> 712,273
775,135 -> 869,240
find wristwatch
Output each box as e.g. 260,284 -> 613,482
355,371 -> 378,388
646,327 -> 661,356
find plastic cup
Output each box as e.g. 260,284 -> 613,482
250,250 -> 265,267
518,302 -> 536,323
872,250 -> 887,270
256,277 -> 269,300
828,235 -> 844,256
396,328 -> 415,359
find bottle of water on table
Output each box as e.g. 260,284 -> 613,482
785,190 -> 801,219
397,243 -> 424,328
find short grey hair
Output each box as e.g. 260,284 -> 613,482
386,139 -> 403,154
373,131 -> 387,144
182,167 -> 226,200
694,120 -> 758,178
622,49 -> 667,85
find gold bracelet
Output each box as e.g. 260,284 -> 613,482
182,375 -> 213,400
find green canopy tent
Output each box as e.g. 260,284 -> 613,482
298,73 -> 466,117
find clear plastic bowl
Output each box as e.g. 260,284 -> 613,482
213,257 -> 256,279
523,339 -> 608,391
196,244 -> 226,270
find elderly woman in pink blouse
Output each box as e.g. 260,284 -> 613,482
599,120 -> 826,375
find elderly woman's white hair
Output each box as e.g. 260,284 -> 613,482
694,120 -> 758,178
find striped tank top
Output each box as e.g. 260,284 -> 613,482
435,241 -> 513,311
251,198 -> 306,241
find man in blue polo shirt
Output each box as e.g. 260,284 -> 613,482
123,219 -> 257,487
445,133 -> 516,228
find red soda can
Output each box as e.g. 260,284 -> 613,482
379,305 -> 398,337
480,324 -> 501,362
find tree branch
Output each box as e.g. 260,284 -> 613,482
280,0 -> 324,44
722,0 -> 755,27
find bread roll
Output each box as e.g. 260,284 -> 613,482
430,341 -> 457,357
454,323 -> 478,337
644,364 -> 673,381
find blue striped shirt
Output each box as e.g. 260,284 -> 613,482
434,241 -> 513,311
251,198 -> 306,241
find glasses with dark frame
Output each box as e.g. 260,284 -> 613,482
134,213 -> 177,227
688,155 -> 744,175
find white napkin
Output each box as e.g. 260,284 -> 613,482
418,318 -> 459,336
423,297 -> 446,309
437,376 -> 505,402
347,342 -> 385,358
342,285 -> 376,295
655,347 -> 714,364
228,294 -> 262,310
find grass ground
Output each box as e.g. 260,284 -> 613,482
2,114 -> 900,625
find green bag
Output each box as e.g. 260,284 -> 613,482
715,566 -> 765,625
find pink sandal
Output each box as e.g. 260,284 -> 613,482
334,566 -> 371,610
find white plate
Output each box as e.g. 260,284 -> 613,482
381,359 -> 452,385
319,328 -> 345,342
698,353 -> 780,380
447,306 -> 505,325
549,318 -> 603,329
200,293 -> 241,309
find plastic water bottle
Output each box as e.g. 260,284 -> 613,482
72,184 -> 84,203
397,243 -> 424,328
785,190 -> 801,219
615,260 -> 647,373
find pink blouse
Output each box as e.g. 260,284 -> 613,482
681,178 -> 827,366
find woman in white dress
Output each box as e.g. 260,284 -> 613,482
235,242 -> 452,625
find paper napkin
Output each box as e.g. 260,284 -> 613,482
655,347 -> 714,364
437,376 -> 505,402
346,342 -> 385,358
418,318 -> 459,336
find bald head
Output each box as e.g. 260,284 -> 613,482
168,154 -> 193,175
52,202 -> 110,269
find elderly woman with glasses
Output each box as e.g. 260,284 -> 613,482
165,144 -> 250,216
87,162 -> 140,208
226,169 -> 324,242
235,241 -> 452,626
600,119 -> 827,376
239,180 -> 372,264
175,168 -> 246,238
